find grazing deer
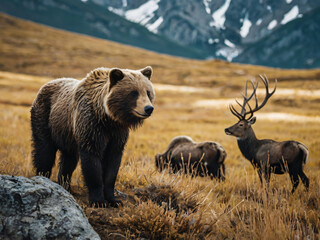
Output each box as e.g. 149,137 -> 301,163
155,136 -> 226,181
224,75 -> 309,193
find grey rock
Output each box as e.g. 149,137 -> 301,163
0,175 -> 100,240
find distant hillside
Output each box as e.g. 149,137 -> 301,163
0,13 -> 319,87
0,0 -> 203,59
1,0 -> 320,68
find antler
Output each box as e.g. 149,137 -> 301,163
229,75 -> 277,120
248,74 -> 277,115
229,79 -> 258,120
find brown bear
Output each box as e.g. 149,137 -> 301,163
155,136 -> 226,180
31,66 -> 155,207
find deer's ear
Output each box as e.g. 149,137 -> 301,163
248,116 -> 256,126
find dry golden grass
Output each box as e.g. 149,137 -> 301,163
1,13 -> 320,88
0,13 -> 320,240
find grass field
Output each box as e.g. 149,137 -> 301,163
0,13 -> 320,239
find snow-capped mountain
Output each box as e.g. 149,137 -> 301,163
1,0 -> 319,68
93,0 -> 320,68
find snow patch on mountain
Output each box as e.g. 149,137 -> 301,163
210,0 -> 231,30
203,0 -> 211,14
125,0 -> 160,25
208,38 -> 219,44
108,7 -> 124,16
108,0 -> 163,34
256,19 -> 262,25
216,39 -> 242,61
240,15 -> 252,38
216,47 -> 241,61
147,16 -> 163,33
286,0 -> 293,4
216,39 -> 242,62
224,39 -> 235,48
267,20 -> 277,30
281,6 -> 299,24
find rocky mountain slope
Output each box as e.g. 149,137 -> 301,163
1,0 -> 319,68
102,0 -> 320,68
234,7 -> 320,69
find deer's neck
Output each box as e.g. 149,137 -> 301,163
237,128 -> 259,163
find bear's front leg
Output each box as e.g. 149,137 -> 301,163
80,150 -> 105,207
102,145 -> 124,208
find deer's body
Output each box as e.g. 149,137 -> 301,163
234,127 -> 309,192
155,136 -> 226,181
225,75 -> 309,193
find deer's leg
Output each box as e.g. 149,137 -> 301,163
258,164 -> 270,184
289,171 -> 300,194
298,170 -> 309,191
264,167 -> 271,184
261,166 -> 271,194
257,168 -> 263,184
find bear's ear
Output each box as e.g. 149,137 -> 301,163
140,66 -> 152,80
109,68 -> 124,88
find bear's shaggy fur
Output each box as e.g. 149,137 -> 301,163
155,136 -> 226,180
31,66 -> 155,207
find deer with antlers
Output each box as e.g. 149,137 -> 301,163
225,75 -> 309,193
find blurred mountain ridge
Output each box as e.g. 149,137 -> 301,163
1,0 -> 319,69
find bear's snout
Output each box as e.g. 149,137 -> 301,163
144,105 -> 154,116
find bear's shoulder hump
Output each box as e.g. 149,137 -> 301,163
86,67 -> 110,81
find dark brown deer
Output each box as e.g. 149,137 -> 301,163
155,136 -> 226,181
224,75 -> 309,193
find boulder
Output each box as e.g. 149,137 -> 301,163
0,175 -> 100,240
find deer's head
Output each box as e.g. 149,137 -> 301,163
225,75 -> 277,139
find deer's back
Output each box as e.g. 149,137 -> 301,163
256,139 -> 302,166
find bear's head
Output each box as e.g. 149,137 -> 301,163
104,66 -> 155,127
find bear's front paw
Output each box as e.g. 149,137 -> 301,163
90,200 -> 108,208
107,199 -> 123,208
90,199 -> 123,208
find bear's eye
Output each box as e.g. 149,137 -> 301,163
147,90 -> 152,100
130,90 -> 139,98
